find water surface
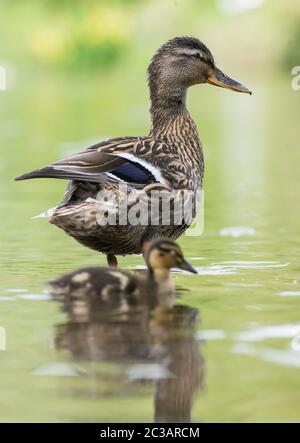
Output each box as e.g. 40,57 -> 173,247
0,69 -> 300,422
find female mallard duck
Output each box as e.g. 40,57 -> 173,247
16,36 -> 251,266
49,238 -> 197,309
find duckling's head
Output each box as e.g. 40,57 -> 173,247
145,238 -> 197,276
148,36 -> 251,100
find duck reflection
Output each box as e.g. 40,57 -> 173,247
50,239 -> 203,422
52,289 -> 204,422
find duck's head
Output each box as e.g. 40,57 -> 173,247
145,238 -> 197,276
148,36 -> 251,96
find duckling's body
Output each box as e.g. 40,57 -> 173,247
49,239 -> 196,309
16,37 -> 250,265
50,266 -> 137,299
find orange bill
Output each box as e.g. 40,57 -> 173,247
207,67 -> 252,94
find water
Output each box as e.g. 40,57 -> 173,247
0,67 -> 300,422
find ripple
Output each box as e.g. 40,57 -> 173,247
32,362 -> 89,377
279,291 -> 300,297
232,343 -> 300,369
291,334 -> 300,351
214,261 -> 289,269
0,295 -> 17,301
231,343 -> 256,356
226,283 -> 263,287
219,226 -> 256,237
196,329 -> 227,340
260,349 -> 300,368
235,323 -> 300,342
192,266 -> 237,276
127,363 -> 172,380
18,294 -> 51,301
0,293 -> 51,302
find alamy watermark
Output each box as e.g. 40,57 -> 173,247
291,66 -> 300,91
85,184 -> 204,236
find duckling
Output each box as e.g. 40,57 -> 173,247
16,36 -> 251,267
48,238 -> 196,308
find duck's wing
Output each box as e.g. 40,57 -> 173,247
15,136 -> 168,187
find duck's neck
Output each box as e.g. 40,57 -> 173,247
150,84 -> 185,134
149,82 -> 200,146
148,77 -> 203,187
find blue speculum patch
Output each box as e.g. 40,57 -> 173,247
111,161 -> 155,183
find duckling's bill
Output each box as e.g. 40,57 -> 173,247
207,67 -> 252,95
178,259 -> 197,274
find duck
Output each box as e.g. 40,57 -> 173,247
48,238 -> 197,309
15,36 -> 251,266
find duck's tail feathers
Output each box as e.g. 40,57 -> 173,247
31,207 -> 56,220
15,166 -> 107,183
15,167 -> 63,181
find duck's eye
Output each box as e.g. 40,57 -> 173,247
191,52 -> 201,59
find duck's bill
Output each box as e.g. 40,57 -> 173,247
207,68 -> 252,94
179,259 -> 197,274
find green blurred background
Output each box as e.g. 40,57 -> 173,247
0,0 -> 300,423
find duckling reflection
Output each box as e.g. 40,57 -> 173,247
52,288 -> 204,422
54,299 -> 152,361
151,305 -> 204,423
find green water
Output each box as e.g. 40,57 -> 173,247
0,68 -> 300,422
